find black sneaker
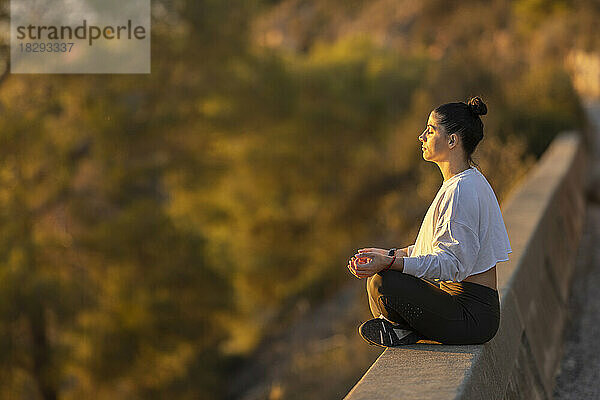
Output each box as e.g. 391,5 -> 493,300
358,317 -> 421,347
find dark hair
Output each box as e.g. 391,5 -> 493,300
433,96 -> 487,168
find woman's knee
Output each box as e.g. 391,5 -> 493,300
368,270 -> 413,297
479,315 -> 500,344
367,273 -> 384,297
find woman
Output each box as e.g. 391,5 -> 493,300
347,97 -> 512,347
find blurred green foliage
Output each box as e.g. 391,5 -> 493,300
0,0 -> 593,398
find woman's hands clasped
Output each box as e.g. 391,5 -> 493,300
347,247 -> 393,279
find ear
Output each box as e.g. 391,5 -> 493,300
448,134 -> 457,148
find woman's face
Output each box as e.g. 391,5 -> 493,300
419,112 -> 450,162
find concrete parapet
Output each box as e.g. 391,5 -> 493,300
345,132 -> 588,400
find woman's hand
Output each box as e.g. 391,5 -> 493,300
347,247 -> 389,279
347,250 -> 393,279
356,247 -> 388,256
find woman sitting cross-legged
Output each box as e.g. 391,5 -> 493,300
347,97 -> 512,347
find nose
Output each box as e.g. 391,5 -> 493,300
419,129 -> 426,143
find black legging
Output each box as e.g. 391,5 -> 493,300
367,270 -> 500,345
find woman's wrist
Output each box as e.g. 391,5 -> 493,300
381,254 -> 396,272
389,247 -> 409,257
385,255 -> 404,272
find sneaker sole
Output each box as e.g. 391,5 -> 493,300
358,320 -> 421,348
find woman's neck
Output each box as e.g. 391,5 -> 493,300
437,159 -> 471,182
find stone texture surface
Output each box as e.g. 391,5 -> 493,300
553,102 -> 600,400
553,204 -> 600,400
345,345 -> 479,400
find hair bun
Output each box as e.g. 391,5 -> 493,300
467,96 -> 487,116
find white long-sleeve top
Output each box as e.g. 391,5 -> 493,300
402,166 -> 512,282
